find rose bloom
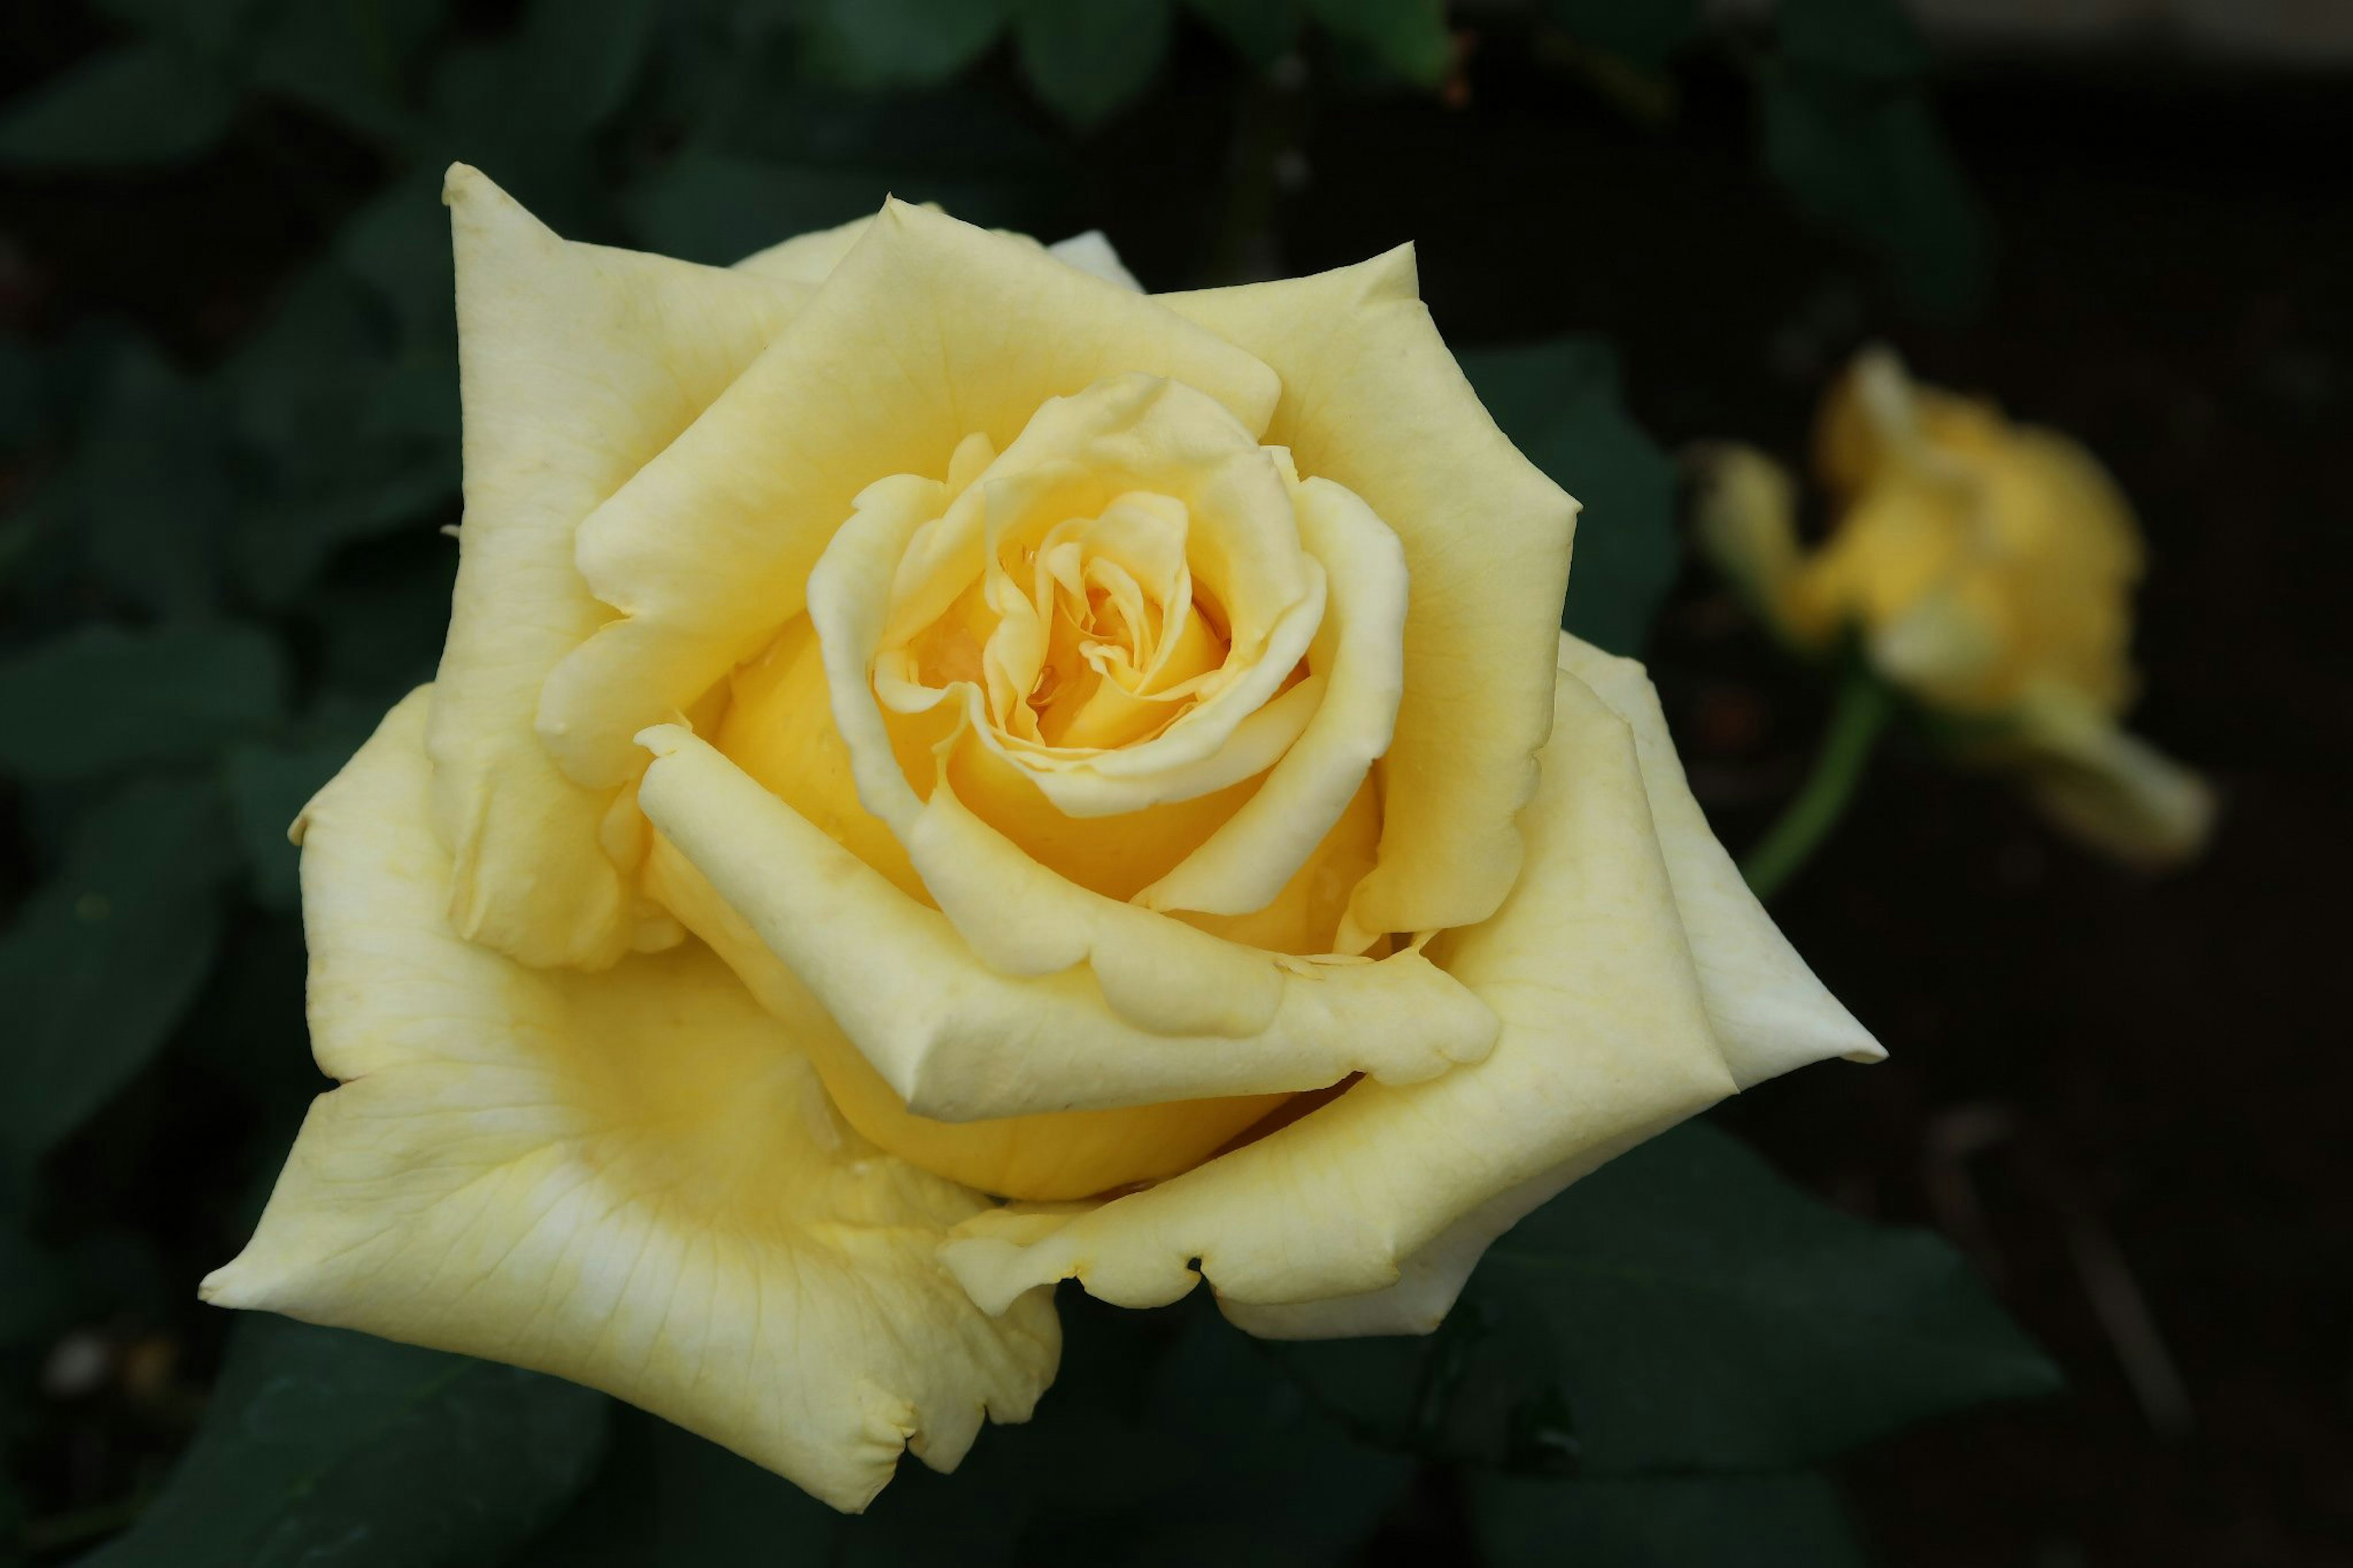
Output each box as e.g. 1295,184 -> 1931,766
1697,346 -> 2215,868
204,166 -> 1879,1510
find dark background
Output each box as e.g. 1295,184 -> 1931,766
2,1 -> 2347,1562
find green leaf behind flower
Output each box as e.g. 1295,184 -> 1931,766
0,779 -> 235,1172
1274,1120 -> 2061,1476
78,1316 -> 609,1568
0,624 -> 286,782
0,45 -> 238,170
1468,1468 -> 1870,1568
1015,0 -> 1175,129
1460,337 -> 1680,660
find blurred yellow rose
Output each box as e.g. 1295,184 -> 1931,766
1697,346 -> 2215,868
203,165 -> 1879,1511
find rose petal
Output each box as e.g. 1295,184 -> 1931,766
536,202 -> 1280,791
426,164 -> 808,969
1140,475 -> 1408,917
643,833 -> 1287,1201
937,662 -> 1754,1316
1555,634 -> 1883,1085
202,689 -> 1058,1513
634,725 -> 1498,1119
1163,251 -> 1577,949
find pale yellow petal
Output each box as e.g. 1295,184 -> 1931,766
203,689 -> 1058,1513
1162,251 -> 1577,948
643,833 -> 1287,1202
1045,230 -> 1142,290
1223,640 -> 1881,1340
2007,687 -> 2218,868
537,201 -> 1281,790
1687,442 -> 1823,647
1140,476 -> 1407,917
1221,1120 -> 1673,1339
813,374 -> 1324,822
732,213 -> 878,283
1556,634 -> 1883,1085
426,164 -> 808,969
633,725 -> 1497,1119
941,663 -> 1743,1316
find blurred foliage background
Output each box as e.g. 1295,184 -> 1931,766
0,0 -> 2344,1562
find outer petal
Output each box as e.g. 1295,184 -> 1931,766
203,690 -> 1058,1513
2006,687 -> 2217,868
428,165 -> 809,969
735,218 -> 1143,293
1225,637 -> 1884,1339
939,662 -> 1747,1317
633,725 -> 1498,1119
537,201 -> 1279,790
1162,252 -> 1577,950
1555,634 -> 1882,1086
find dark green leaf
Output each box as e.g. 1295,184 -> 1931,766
1460,337 -> 1679,658
306,530 -> 456,705
1488,1121 -> 2061,1471
92,0 -> 269,59
337,169 -> 458,350
81,1316 -> 609,1568
0,624 -> 287,781
222,264 -> 461,600
510,0 -> 663,132
1779,0 -> 1931,81
246,0 -> 452,148
222,734 -> 365,909
1184,0 -> 1304,67
1761,70 -> 1988,317
813,0 -> 1012,86
624,152 -> 889,267
1469,1469 -> 1870,1568
78,339 -> 234,617
0,1228 -> 70,1347
1278,1121 -> 2060,1475
0,779 -> 235,1170
513,1409 -> 837,1567
1015,0 -> 1174,128
0,338 -> 42,453
522,1298 -> 1406,1568
0,47 -> 237,170
1540,0 -> 1702,72
1094,1307 -> 1415,1566
1304,0 -> 1450,88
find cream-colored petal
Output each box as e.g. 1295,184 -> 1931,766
1220,1118 -> 1676,1339
537,201 -> 1280,790
1221,642 -> 1884,1339
634,725 -> 1496,1120
941,664 -> 1744,1316
643,833 -> 1287,1202
838,374 -> 1325,813
1687,441 -> 1819,647
1556,634 -> 1883,1085
204,689 -> 1058,1513
2006,687 -> 2217,868
732,213 -> 877,283
1162,252 -> 1577,949
1140,476 -> 1407,917
1045,230 -> 1142,291
737,216 -> 1142,294
427,164 -> 809,969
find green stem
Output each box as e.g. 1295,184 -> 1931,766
1741,664 -> 1895,901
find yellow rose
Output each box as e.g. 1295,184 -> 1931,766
1697,346 -> 2215,868
203,165 -> 1879,1511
